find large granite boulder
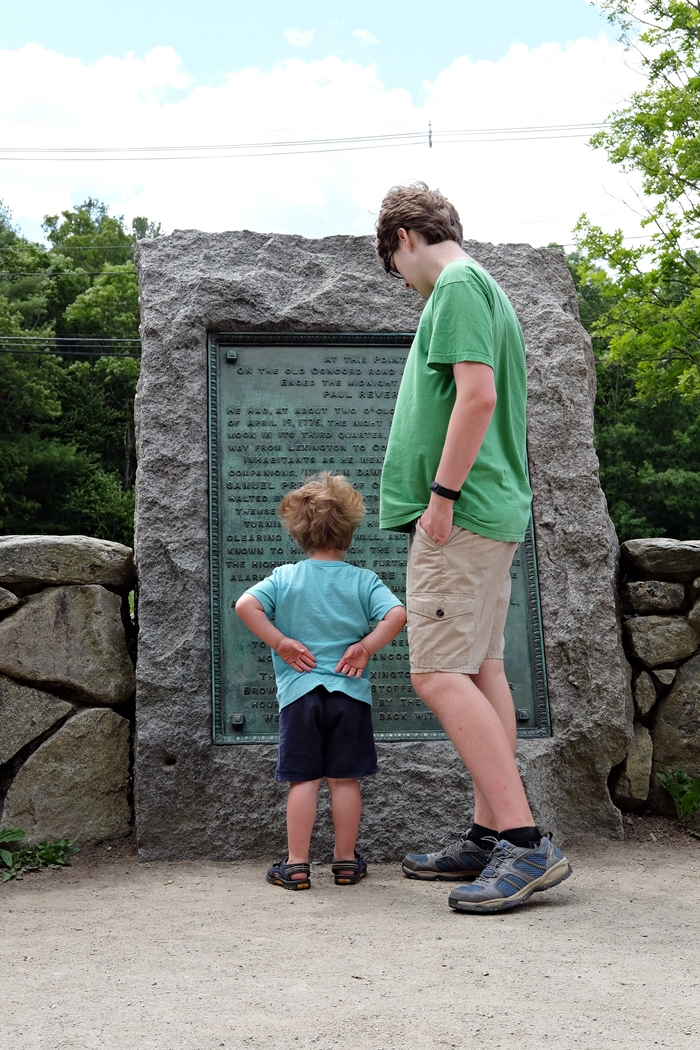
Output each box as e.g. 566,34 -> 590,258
649,653 -> 700,814
0,535 -> 135,592
0,707 -> 131,845
625,580 -> 685,613
689,600 -> 700,634
613,724 -> 653,807
622,538 -> 700,578
625,616 -> 699,668
0,675 -> 73,766
133,231 -> 631,859
0,585 -> 135,705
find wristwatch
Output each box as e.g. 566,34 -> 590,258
429,480 -> 461,502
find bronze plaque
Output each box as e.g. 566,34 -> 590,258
208,332 -> 550,743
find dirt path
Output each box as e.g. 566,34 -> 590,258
3,832 -> 699,1050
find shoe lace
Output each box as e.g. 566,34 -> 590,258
433,830 -> 471,856
472,841 -> 513,885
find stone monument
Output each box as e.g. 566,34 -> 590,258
133,230 -> 632,861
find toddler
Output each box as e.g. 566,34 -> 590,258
235,472 -> 406,889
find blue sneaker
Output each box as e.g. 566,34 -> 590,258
447,836 -> 572,913
402,830 -> 492,881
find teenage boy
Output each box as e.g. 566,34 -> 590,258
376,182 -> 571,913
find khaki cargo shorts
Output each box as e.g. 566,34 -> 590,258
406,522 -> 519,675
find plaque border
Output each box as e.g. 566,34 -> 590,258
208,331 -> 550,743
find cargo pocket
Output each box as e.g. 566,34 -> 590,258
406,593 -> 477,667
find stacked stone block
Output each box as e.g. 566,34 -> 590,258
0,536 -> 136,845
613,538 -> 700,815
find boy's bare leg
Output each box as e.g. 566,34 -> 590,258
287,778 -> 322,878
468,659 -> 517,831
412,671 -> 534,832
327,777 -> 362,874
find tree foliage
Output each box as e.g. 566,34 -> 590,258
566,250 -> 700,539
0,198 -> 159,545
576,1 -> 700,401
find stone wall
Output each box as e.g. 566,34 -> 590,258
612,538 -> 700,816
0,536 -> 136,845
133,230 -> 632,860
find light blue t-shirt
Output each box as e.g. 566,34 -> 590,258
246,559 -> 403,710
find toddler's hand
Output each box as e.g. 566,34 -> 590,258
275,637 -> 316,672
335,642 -> 371,678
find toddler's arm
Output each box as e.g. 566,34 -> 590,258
335,604 -> 407,679
235,593 -> 316,673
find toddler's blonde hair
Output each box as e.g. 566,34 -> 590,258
279,472 -> 366,552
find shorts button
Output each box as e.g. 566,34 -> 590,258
436,608 -> 444,618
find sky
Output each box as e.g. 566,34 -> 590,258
0,0 -> 648,248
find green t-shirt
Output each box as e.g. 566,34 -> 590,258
379,258 -> 532,542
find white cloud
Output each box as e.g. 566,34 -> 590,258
353,30 -> 379,46
284,28 -> 315,47
0,38 -> 646,250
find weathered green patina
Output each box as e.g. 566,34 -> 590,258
208,333 -> 550,743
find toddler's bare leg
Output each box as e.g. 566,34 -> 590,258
327,777 -> 362,874
287,778 -> 322,878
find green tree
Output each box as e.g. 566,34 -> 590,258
0,197 -> 158,545
565,250 -> 700,539
575,1 -> 700,401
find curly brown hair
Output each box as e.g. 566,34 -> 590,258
375,181 -> 463,268
278,472 -> 366,553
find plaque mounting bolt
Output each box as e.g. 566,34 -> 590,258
231,713 -> 245,729
226,349 -> 238,363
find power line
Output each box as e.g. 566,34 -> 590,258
0,122 -> 606,162
0,271 -> 132,279
0,336 -> 141,358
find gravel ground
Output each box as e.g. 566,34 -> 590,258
3,825 -> 699,1050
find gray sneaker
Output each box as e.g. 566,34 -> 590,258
402,830 -> 492,881
447,836 -> 572,913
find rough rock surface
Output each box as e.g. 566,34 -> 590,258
622,538 -> 700,578
133,231 -> 631,859
0,535 -> 135,591
625,580 -> 685,613
0,585 -> 135,705
633,672 -> 657,717
689,600 -> 700,633
614,724 -> 653,806
625,616 -> 699,668
0,675 -> 72,766
0,586 -> 19,612
649,653 -> 700,814
0,707 -> 131,845
652,668 -> 677,688
693,577 -> 700,600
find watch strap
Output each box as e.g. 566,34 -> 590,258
430,480 -> 461,502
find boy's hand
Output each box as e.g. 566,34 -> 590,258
274,637 -> 316,672
335,642 -> 371,678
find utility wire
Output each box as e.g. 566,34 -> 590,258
0,122 -> 606,162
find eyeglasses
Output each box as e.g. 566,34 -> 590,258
384,252 -> 403,279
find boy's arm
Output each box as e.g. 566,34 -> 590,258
235,593 -> 316,673
419,360 -> 497,546
335,604 -> 407,679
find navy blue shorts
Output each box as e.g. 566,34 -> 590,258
275,685 -> 378,782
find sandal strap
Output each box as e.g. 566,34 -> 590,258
283,862 -> 310,876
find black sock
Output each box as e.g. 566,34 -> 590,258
467,824 -> 498,850
499,825 -> 542,849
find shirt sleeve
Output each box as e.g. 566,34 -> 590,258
426,271 -> 495,375
245,571 -> 278,618
365,572 -> 404,623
